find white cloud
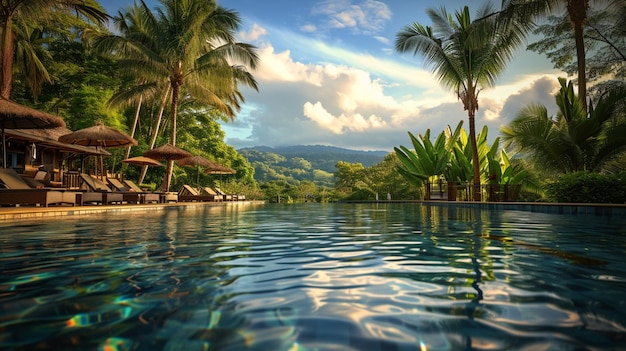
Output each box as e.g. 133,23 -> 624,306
374,36 -> 390,45
312,0 -> 392,35
239,23 -> 267,42
300,24 -> 317,33
303,101 -> 387,134
223,24 -> 562,151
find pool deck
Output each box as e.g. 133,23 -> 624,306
0,200 -> 266,222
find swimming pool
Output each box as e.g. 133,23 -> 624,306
1,203 -> 625,350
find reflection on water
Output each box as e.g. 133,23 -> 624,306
1,203 -> 626,350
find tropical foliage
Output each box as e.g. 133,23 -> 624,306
0,0 -> 108,99
395,122 -> 542,201
546,171 -> 626,203
527,1 -> 626,95
395,3 -> 528,201
501,78 -> 626,175
92,0 -> 259,191
334,154 -> 421,201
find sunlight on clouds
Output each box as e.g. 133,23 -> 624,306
303,101 -> 387,134
483,73 -> 560,102
479,73 -> 561,122
253,39 -> 457,134
256,44 -> 325,86
234,21 -> 561,148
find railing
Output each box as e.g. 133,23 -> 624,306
427,182 -> 522,202
63,171 -> 81,190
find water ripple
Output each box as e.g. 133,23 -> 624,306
1,203 -> 626,350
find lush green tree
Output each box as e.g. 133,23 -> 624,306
500,0 -> 625,107
500,78 -> 626,175
0,0 -> 108,99
334,161 -> 366,194
395,4 -> 527,201
93,0 -> 259,191
527,1 -> 626,95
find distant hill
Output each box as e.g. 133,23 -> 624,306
238,145 -> 389,186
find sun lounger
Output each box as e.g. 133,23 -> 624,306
123,179 -> 174,203
105,178 -> 142,204
201,187 -> 223,202
213,187 -> 234,201
178,185 -> 219,202
78,174 -> 124,205
0,168 -> 77,207
107,177 -> 160,204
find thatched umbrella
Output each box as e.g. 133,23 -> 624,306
59,122 -> 137,148
142,143 -> 192,161
142,143 -> 192,191
204,164 -> 236,175
178,155 -> 224,187
59,122 -> 137,178
123,156 -> 163,167
0,98 -> 66,167
204,163 -> 236,185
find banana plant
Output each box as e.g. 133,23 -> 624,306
394,121 -> 463,189
445,124 -> 492,183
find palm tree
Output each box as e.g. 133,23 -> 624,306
93,0 -> 259,191
0,0 -> 108,99
500,78 -> 626,175
395,4 -> 527,201
501,0 -> 597,108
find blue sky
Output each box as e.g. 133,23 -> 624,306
103,0 -> 565,152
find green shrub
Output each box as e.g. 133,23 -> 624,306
345,188 -> 376,201
546,171 -> 626,203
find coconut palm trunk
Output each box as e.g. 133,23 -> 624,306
124,95 -> 142,159
1,18 -> 15,99
139,85 -> 170,185
568,0 -> 589,107
467,109 -> 481,201
160,79 -> 181,192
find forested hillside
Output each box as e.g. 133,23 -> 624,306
239,145 -> 388,187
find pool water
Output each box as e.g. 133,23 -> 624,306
1,203 -> 626,350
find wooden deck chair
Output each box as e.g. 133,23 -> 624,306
213,187 -> 233,201
0,168 -> 77,207
178,185 -> 217,202
201,187 -> 223,202
107,178 -> 141,204
123,179 -> 172,203
78,174 -> 124,205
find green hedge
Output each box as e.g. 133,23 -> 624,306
546,171 -> 626,203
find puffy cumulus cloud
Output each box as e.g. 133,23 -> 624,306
255,44 -> 326,86
303,101 -> 387,134
222,28 -> 560,151
312,0 -> 391,35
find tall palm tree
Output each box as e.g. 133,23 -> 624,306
395,4 -> 527,201
501,0 -> 595,108
0,0 -> 108,99
94,0 -> 259,191
501,78 -> 626,175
